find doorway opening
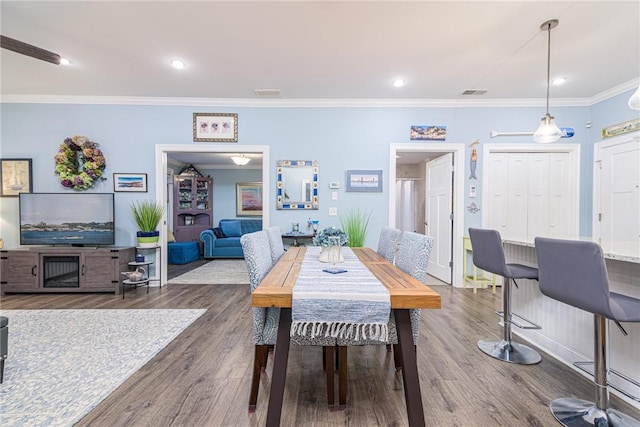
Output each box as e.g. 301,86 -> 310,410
389,143 -> 465,287
154,144 -> 270,285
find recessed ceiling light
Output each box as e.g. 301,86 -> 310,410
551,77 -> 566,86
393,78 -> 405,88
170,59 -> 185,70
59,57 -> 71,66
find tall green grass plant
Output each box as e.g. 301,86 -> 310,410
130,200 -> 165,232
340,208 -> 371,247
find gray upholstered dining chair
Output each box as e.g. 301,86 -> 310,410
535,237 -> 640,427
265,225 -> 285,264
241,230 -> 337,411
376,226 -> 401,263
469,228 -> 542,365
336,232 -> 434,408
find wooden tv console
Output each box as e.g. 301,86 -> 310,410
0,246 -> 135,295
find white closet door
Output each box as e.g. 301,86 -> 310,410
485,150 -> 575,241
527,153 -> 550,240
486,153 -> 508,234
506,154 -> 528,240
548,152 -> 573,238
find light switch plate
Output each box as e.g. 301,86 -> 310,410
329,207 -> 338,216
331,191 -> 338,200
329,182 -> 340,189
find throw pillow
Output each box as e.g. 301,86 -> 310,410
212,227 -> 226,238
167,230 -> 176,242
220,220 -> 242,237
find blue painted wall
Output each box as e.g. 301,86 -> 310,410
0,92 -> 636,248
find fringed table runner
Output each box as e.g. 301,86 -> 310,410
291,246 -> 391,342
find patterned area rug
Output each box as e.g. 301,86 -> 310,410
168,259 -> 249,285
0,309 -> 206,427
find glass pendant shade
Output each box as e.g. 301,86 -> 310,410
628,85 -> 640,110
533,113 -> 562,144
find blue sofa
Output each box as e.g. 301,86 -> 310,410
200,219 -> 263,259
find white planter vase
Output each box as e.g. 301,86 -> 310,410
319,245 -> 344,263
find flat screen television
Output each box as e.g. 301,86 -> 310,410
19,193 -> 115,246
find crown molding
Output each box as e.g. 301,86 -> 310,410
586,78 -> 639,106
2,81 -> 637,108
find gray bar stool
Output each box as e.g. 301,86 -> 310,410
535,237 -> 640,427
469,228 -> 542,364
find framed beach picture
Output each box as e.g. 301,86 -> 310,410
410,125 -> 447,141
346,170 -> 383,192
601,118 -> 640,139
113,173 -> 148,192
0,158 -> 33,197
236,182 -> 263,216
193,113 -> 238,142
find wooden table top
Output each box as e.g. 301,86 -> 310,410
252,246 -> 441,310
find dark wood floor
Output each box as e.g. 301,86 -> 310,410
2,264 -> 639,426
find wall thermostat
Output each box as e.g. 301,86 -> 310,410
329,182 -> 340,189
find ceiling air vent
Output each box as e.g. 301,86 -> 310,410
462,89 -> 488,96
254,89 -> 282,98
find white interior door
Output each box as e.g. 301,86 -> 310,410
425,153 -> 453,283
598,137 -> 640,255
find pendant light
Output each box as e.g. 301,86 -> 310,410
533,19 -> 562,144
628,83 -> 640,110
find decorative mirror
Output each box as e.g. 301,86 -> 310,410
276,160 -> 319,210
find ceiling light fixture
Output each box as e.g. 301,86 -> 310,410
551,77 -> 566,86
230,155 -> 251,166
533,19 -> 562,144
59,57 -> 71,66
170,59 -> 185,70
393,78 -> 405,88
628,83 -> 640,110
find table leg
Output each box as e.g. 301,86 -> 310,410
395,309 -> 426,427
266,307 -> 292,427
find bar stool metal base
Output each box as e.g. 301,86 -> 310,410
549,397 -> 640,427
477,339 -> 541,365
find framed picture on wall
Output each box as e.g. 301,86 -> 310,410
346,170 -> 383,192
193,113 -> 238,142
236,182 -> 263,216
113,173 -> 148,192
410,125 -> 447,141
0,158 -> 33,197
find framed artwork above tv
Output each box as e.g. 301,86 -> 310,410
0,158 -> 33,197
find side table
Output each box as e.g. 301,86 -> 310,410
122,278 -> 150,298
463,236 -> 496,293
281,232 -> 315,247
133,245 -> 162,287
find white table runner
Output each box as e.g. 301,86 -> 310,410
291,246 -> 391,342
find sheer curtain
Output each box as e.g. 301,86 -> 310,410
396,179 -> 416,232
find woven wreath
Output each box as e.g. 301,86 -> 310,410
54,135 -> 107,191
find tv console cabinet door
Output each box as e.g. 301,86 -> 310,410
81,251 -> 118,290
0,251 -> 39,290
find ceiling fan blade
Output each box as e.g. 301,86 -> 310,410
1,35 -> 61,65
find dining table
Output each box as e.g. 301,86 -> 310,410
251,246 -> 442,426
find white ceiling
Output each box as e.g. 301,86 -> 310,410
3,1 -> 639,167
1,1 -> 639,102
168,151 -> 263,169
